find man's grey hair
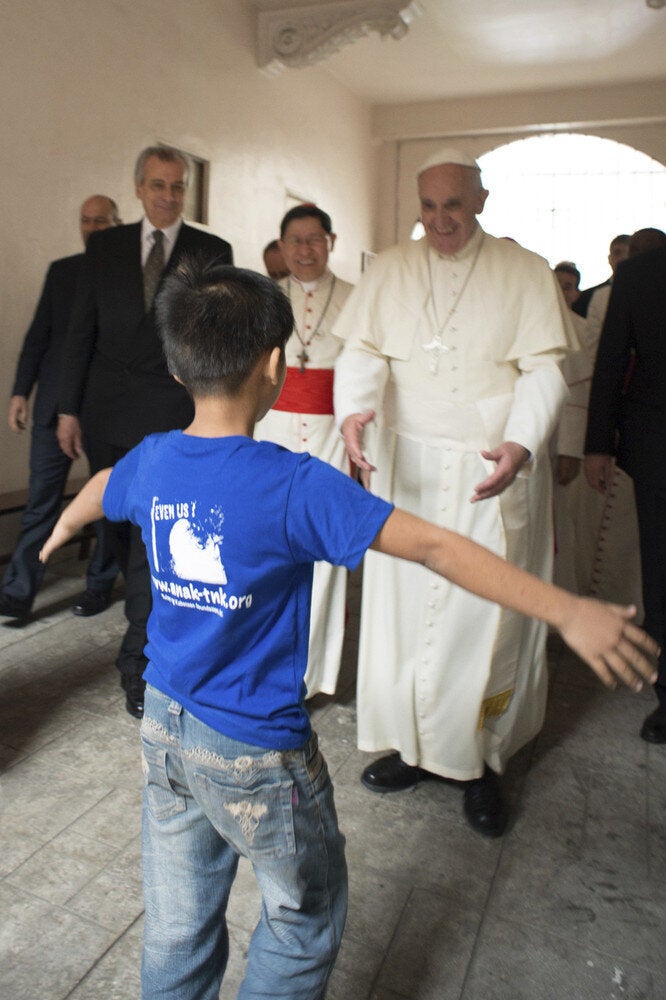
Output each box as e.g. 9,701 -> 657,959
134,145 -> 190,186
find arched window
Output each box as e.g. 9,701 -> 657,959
477,134 -> 665,285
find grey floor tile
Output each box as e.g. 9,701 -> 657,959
0,755 -> 118,842
373,886 -> 481,1000
67,785 -> 143,849
487,847 -> 663,971
65,835 -> 144,934
67,917 -> 143,1000
0,882 -> 116,1000
462,916 -> 666,1000
4,829 -> 122,906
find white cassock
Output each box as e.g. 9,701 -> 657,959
554,286 -> 643,615
334,228 -> 576,779
256,269 -> 353,696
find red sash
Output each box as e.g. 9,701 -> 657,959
272,367 -> 334,415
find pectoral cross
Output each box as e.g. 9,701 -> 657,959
422,335 -> 450,375
297,348 -> 309,373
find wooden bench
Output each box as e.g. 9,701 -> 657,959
0,476 -> 91,564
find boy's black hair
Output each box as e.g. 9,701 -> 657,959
156,255 -> 293,396
279,204 -> 332,240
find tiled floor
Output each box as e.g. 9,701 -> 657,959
1,551 -> 665,999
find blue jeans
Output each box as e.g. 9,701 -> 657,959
140,685 -> 348,1000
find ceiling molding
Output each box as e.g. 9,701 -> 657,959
257,0 -> 421,75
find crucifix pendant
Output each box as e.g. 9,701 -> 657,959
422,335 -> 450,375
297,348 -> 309,372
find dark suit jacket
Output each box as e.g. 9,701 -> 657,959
12,253 -> 83,428
60,221 -> 232,449
584,247 -> 666,491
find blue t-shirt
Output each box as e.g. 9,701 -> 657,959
103,432 -> 392,749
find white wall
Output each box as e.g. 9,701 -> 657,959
0,0 -> 374,500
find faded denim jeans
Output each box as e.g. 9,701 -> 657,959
140,685 -> 347,1000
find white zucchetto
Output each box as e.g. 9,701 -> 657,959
417,147 -> 481,176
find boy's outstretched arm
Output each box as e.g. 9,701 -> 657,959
39,469 -> 113,563
371,509 -> 658,692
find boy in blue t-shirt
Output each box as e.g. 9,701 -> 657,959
41,260 -> 657,1000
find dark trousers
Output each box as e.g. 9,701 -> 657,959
633,481 -> 666,710
2,423 -> 117,610
85,437 -> 151,686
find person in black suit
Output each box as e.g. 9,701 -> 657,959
572,234 -> 630,318
584,244 -> 666,744
58,146 -> 233,719
0,195 -> 121,625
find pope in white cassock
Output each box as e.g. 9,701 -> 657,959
333,149 -> 577,837
255,205 -> 353,696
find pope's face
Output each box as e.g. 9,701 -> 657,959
418,164 -> 488,256
279,217 -> 334,283
135,155 -> 187,229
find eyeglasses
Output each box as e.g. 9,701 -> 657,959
282,235 -> 329,248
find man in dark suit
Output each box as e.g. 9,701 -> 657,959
584,244 -> 666,744
573,234 -> 630,318
58,146 -> 233,718
0,195 -> 121,625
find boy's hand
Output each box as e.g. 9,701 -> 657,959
558,597 -> 659,691
39,522 -> 77,564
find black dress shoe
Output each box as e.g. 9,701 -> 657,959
361,752 -> 423,793
463,766 -> 508,838
0,593 -> 30,623
72,590 -> 111,617
640,708 -> 666,744
124,676 -> 146,719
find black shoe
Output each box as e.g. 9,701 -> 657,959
640,708 -> 666,744
124,676 -> 145,719
72,590 -> 111,617
361,752 -> 423,793
0,593 -> 30,623
463,766 -> 508,838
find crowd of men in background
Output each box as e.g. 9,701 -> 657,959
2,144 -> 664,833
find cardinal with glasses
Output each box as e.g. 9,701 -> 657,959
255,204 -> 353,698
